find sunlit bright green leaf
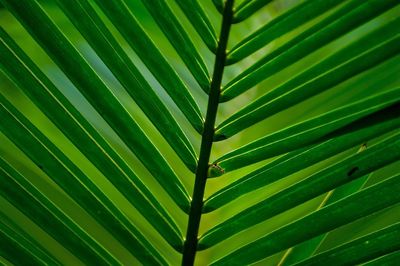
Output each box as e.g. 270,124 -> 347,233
212,173 -> 400,265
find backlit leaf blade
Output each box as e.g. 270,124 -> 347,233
233,0 -> 274,22
0,222 -> 46,266
199,133 -> 400,250
174,0 -> 218,52
219,18 -> 400,134
0,95 -> 167,265
218,35 -> 400,139
0,29 -> 183,249
0,212 -> 60,266
214,88 -> 400,173
280,168 -> 372,265
87,0 -> 204,134
0,158 -> 119,265
138,0 -> 211,92
212,0 -> 224,13
222,0 -> 399,101
293,222 -> 400,266
211,173 -> 400,265
55,0 -> 197,171
1,0 -> 191,210
363,251 -> 400,266
228,0 -> 343,63
203,110 -> 400,211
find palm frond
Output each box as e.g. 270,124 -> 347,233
0,94 -> 166,264
0,159 -> 117,265
212,173 -> 400,265
292,222 -> 400,266
223,0 -> 398,100
0,0 -> 399,264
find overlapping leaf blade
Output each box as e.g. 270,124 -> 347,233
174,0 -> 218,52
88,0 -> 204,133
233,0 -> 274,22
212,0 -> 224,13
279,168 -> 372,265
0,158 -> 118,265
0,222 -> 45,266
293,222 -> 400,266
218,18 -> 400,137
214,88 -> 400,173
200,133 -> 400,249
1,0 -> 191,211
211,173 -> 400,265
222,0 -> 399,101
0,212 -> 60,265
55,0 -> 197,171
0,28 -> 183,250
363,251 -> 400,266
0,95 -> 167,265
52,0 -> 196,170
228,0 -> 343,63
139,0 -> 210,92
204,108 -> 400,211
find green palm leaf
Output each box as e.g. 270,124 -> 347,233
204,111 -> 399,211
363,251 -> 400,266
0,212 -> 60,265
212,173 -> 400,265
0,0 -> 399,265
0,159 -> 117,265
227,0 -> 343,63
292,222 -> 400,266
139,0 -> 211,92
174,0 -> 218,52
200,133 -> 400,249
0,95 -> 166,264
223,0 -> 399,100
0,28 -> 182,245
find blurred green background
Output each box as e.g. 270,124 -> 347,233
1,0 -> 400,265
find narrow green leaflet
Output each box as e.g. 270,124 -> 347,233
214,89 -> 400,173
233,0 -> 274,22
203,109 -> 400,211
0,29 -> 183,250
219,18 -> 400,134
363,251 -> 400,266
57,0 -> 200,150
78,1 -> 204,133
56,0 -> 197,171
0,158 -> 118,265
219,35 -> 400,139
138,0 -> 210,92
222,0 -> 399,101
213,0 -> 224,13
55,0 -> 197,167
199,133 -> 400,249
0,222 -> 44,266
1,0 -> 191,210
280,161 -> 373,265
0,212 -> 60,265
293,222 -> 400,266
174,0 -> 218,52
211,173 -> 400,265
228,0 -> 343,63
0,96 -> 167,265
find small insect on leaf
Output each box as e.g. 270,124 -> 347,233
358,143 -> 368,153
208,163 -> 225,178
